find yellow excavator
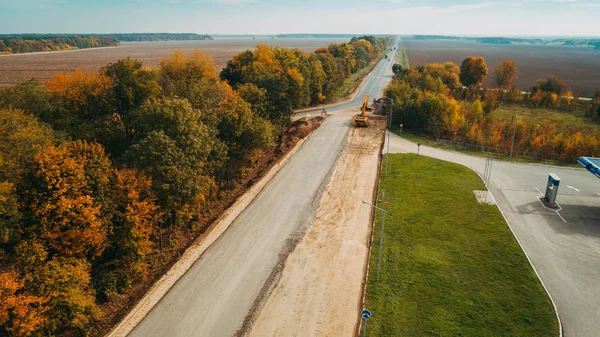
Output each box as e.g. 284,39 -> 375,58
354,93 -> 369,127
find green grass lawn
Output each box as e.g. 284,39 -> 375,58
394,45 -> 410,69
363,154 -> 558,336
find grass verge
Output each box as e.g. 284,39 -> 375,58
394,44 -> 410,69
363,154 -> 558,336
331,57 -> 383,101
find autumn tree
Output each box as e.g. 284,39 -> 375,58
220,50 -> 254,87
24,141 -> 110,259
313,51 -> 344,100
494,60 -> 518,89
159,49 -> 218,95
0,270 -> 48,336
328,42 -> 356,76
159,49 -> 231,118
31,257 -> 98,334
459,56 -> 488,87
307,54 -> 327,104
109,168 -> 161,287
351,39 -> 374,72
44,69 -> 116,146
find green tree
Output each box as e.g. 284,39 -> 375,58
236,83 -> 269,119
459,56 -> 488,87
532,75 -> 566,95
103,58 -> 161,145
32,257 -> 98,334
392,63 -> 404,75
127,98 -> 224,224
0,78 -> 51,117
214,92 -> 274,188
314,51 -> 344,100
0,108 -> 56,181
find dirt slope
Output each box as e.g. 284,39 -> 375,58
248,115 -> 386,337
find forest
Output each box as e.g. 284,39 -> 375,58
97,33 -> 213,42
0,36 -> 390,336
411,35 -> 600,49
0,35 -> 119,54
0,34 -> 213,54
387,57 -> 600,162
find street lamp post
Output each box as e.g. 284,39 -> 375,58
510,115 -> 518,161
379,97 -> 394,176
362,200 -> 386,282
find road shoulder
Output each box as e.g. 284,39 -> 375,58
248,115 -> 386,337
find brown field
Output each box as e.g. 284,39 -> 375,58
403,38 -> 600,97
0,37 -> 349,86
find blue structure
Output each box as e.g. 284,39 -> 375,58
578,157 -> 600,178
544,174 -> 561,207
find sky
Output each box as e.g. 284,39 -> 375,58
1,0 -> 599,36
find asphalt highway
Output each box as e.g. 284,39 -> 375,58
129,40 -> 399,337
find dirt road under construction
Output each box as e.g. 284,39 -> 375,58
123,40 -> 398,337
249,116 -> 386,337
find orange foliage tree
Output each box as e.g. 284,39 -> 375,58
0,270 -> 48,336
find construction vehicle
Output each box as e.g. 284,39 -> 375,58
354,93 -> 369,127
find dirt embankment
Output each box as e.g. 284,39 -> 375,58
247,115 -> 386,337
95,116 -> 325,337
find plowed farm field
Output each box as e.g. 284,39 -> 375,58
0,38 -> 349,86
404,38 -> 600,97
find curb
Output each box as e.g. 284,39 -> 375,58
476,174 -> 564,337
235,117 -> 352,337
355,124 -> 387,337
106,134 -> 313,337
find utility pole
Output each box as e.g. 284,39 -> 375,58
362,200 -> 387,282
510,115 -> 518,161
379,97 -> 394,176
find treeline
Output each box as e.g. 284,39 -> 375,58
99,33 -> 213,42
411,35 -> 600,49
221,36 -> 392,121
0,35 -> 119,54
387,58 -> 600,162
0,33 -> 213,54
0,36 -> 391,336
276,34 -> 388,38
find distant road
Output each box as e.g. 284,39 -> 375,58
128,41 -> 399,337
387,134 -> 600,337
